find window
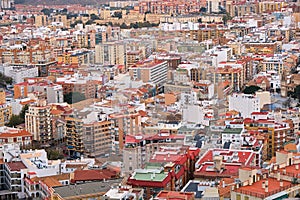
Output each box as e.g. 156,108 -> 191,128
236,194 -> 241,200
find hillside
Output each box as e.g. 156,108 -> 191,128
15,0 -> 108,5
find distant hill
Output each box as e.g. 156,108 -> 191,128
15,0 -> 108,5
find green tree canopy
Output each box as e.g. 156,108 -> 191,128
243,85 -> 262,94
6,115 -> 23,127
63,92 -> 86,104
0,72 -> 12,87
112,11 -> 122,19
90,13 -> 100,20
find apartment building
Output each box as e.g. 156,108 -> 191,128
244,115 -> 294,159
0,127 -> 32,147
207,66 -> 244,93
83,120 -> 112,157
0,103 -> 12,127
57,78 -> 98,100
14,82 -> 28,99
65,117 -> 84,158
0,0 -> 14,9
129,60 -> 168,85
25,100 -> 52,144
109,112 -> 142,155
95,41 -> 126,67
231,151 -> 300,200
3,65 -> 38,84
126,50 -> 143,69
228,93 -> 260,118
138,0 -> 201,15
0,89 -> 5,105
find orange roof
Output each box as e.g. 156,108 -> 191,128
235,178 -> 292,198
42,177 -> 62,188
284,143 -> 297,152
50,109 -> 64,115
155,191 -> 194,200
0,129 -> 32,138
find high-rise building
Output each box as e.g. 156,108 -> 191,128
128,60 -> 168,85
228,93 -> 260,118
65,117 -> 84,158
83,120 -> 112,157
0,0 -> 14,9
95,41 -> 126,66
25,100 -> 52,144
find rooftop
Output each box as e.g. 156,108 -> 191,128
235,178 -> 292,199
155,191 -> 194,200
53,179 -> 122,198
222,128 -> 243,134
6,161 -> 27,171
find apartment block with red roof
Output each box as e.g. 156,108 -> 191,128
230,150 -> 300,200
126,165 -> 173,199
0,127 -> 32,147
154,190 -> 194,200
194,149 -> 257,180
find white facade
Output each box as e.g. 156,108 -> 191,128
46,85 -> 64,103
182,105 -> 210,126
4,65 -> 38,83
228,94 -> 260,118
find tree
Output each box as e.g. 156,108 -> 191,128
295,85 -> 300,102
70,20 -> 83,28
19,104 -> 29,122
120,22 -> 128,29
243,85 -> 262,94
47,149 -> 64,160
0,72 -> 12,88
41,8 -> 51,16
85,19 -> 94,25
6,115 -> 23,127
63,92 -> 86,104
222,12 -> 232,25
112,11 -> 122,19
200,7 -> 206,12
90,13 -> 100,20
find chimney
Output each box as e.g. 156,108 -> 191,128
265,180 -> 268,187
213,155 -> 223,171
222,181 -> 225,188
265,186 -> 268,193
280,181 -> 283,187
296,165 -> 299,170
231,186 -> 235,191
262,181 -> 265,189
277,172 -> 280,181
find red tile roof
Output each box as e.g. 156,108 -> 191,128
235,178 -> 292,199
155,191 -> 194,200
72,169 -> 117,182
6,161 -> 27,171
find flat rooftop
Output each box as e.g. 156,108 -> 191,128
53,179 -> 122,198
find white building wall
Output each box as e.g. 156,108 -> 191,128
228,94 -> 260,118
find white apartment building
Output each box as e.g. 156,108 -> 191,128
228,93 -> 260,118
4,65 -> 38,83
129,60 -> 168,85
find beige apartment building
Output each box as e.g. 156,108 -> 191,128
83,120 -> 112,157
25,100 -> 52,144
95,41 -> 126,67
